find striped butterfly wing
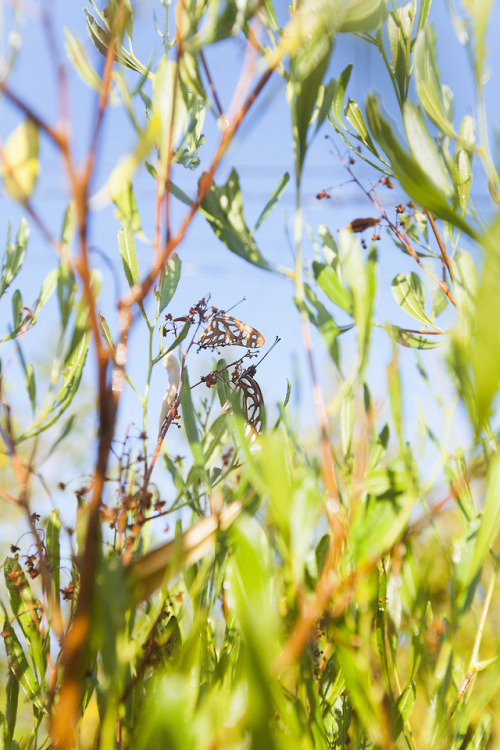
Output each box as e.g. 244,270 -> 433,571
199,314 -> 265,349
219,373 -> 265,435
238,373 -> 264,434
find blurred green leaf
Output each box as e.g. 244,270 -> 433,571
1,118 -> 39,203
118,226 -> 140,288
391,271 -> 441,330
0,219 -> 29,299
5,671 -> 19,748
385,324 -> 440,349
65,28 -> 102,91
253,172 -> 290,234
403,101 -> 454,198
472,212 -> 500,428
414,24 -> 455,137
1,613 -> 43,710
158,253 -> 181,313
339,0 -> 387,32
46,509 -> 61,607
114,182 -> 142,233
200,169 -> 276,272
180,368 -> 203,464
312,260 -> 353,315
345,98 -> 379,155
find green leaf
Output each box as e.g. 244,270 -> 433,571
453,248 -> 478,346
64,28 -> 102,91
153,56 -> 188,164
385,325 -> 441,349
46,509 -> 61,606
339,229 -> 376,374
1,614 -> 43,710
331,64 -> 352,122
391,272 -> 441,330
200,169 -> 276,272
180,368 -> 203,464
1,118 -> 39,202
339,0 -> 387,32
312,261 -> 353,315
392,682 -> 416,739
25,363 -> 36,411
403,101 -> 453,198
84,9 -> 146,74
0,219 -> 29,299
32,268 -> 58,323
472,212 -> 500,427
114,182 -> 141,233
253,173 -> 290,234
5,671 -> 19,748
118,226 -> 140,288
202,414 -> 230,466
465,715 -> 492,750
470,454 -> 500,583
57,260 -> 76,331
158,253 -> 181,313
413,24 -> 455,138
4,558 -> 46,686
344,99 -> 379,156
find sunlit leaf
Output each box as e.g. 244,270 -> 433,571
1,119 -> 39,203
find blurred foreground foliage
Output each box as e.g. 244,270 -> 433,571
1,0 -> 500,748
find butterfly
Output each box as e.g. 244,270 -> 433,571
198,314 -> 265,349
220,366 -> 265,435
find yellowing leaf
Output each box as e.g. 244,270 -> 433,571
1,119 -> 39,202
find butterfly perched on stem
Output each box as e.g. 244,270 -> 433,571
198,314 -> 265,349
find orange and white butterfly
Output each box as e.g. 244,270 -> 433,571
198,314 -> 265,349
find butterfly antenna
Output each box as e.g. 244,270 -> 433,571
224,297 -> 246,314
252,336 -> 281,371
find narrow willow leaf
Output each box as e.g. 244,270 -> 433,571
1,618 -> 43,710
1,119 -> 39,202
25,363 -> 36,411
32,268 -> 58,323
331,64 -> 352,122
84,9 -> 146,74
4,558 -> 46,684
455,149 -> 472,213
392,682 -> 416,739
253,173 -> 290,234
385,325 -> 440,349
340,229 -> 376,373
313,261 -> 354,315
180,368 -> 203,464
470,453 -> 500,581
339,0 -> 387,32
154,57 -> 188,162
114,182 -> 141,233
5,671 -> 19,748
215,359 -> 231,409
472,212 -> 500,427
413,24 -> 455,137
468,0 -> 495,79
118,226 -> 140,288
452,248 -> 478,346
11,289 -> 22,333
465,715 -> 491,749
200,169 -> 277,272
391,272 -> 441,330
64,28 -> 101,91
344,99 -> 379,155
403,101 -> 453,198
57,261 -> 76,331
46,509 -> 61,605
158,253 -> 181,313
202,414 -> 230,465
0,219 -> 29,298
